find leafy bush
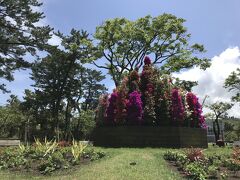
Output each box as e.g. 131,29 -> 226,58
58,140 -> 71,147
83,148 -> 106,161
0,148 -> 27,169
71,140 -> 87,164
185,161 -> 208,180
185,148 -> 205,162
0,139 -> 105,175
170,88 -> 185,125
77,110 -> 96,139
33,137 -> 58,157
126,91 -> 143,125
163,151 -> 178,161
225,147 -> 240,173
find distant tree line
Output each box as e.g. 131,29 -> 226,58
2,0 -> 239,141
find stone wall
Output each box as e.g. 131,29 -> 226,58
90,126 -> 208,148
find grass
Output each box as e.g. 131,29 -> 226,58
0,145 -> 233,180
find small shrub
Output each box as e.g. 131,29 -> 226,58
225,147 -> 240,173
34,137 -> 58,157
71,140 -> 87,164
163,151 -> 178,161
185,148 -> 205,162
185,161 -> 208,180
58,141 -> 71,147
216,140 -> 225,147
208,165 -> 218,178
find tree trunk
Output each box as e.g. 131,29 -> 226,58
213,119 -> 220,143
64,100 -> 70,140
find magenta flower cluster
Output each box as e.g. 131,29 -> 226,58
144,56 -> 151,65
186,92 -> 206,128
99,56 -> 206,129
105,92 -> 118,124
171,89 -> 185,125
126,91 -> 143,125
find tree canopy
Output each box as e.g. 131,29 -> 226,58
94,14 -> 210,86
224,68 -> 240,102
29,29 -> 106,140
0,0 -> 52,92
207,101 -> 233,142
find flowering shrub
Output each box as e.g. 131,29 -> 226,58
170,89 -> 185,125
186,92 -> 206,128
185,148 -> 205,162
126,91 -> 143,125
97,56 -> 206,128
140,57 -> 157,124
106,92 -> 118,124
154,75 -> 172,126
128,69 -> 140,92
115,85 -> 128,124
144,56 -> 151,65
143,91 -> 156,124
96,94 -> 109,125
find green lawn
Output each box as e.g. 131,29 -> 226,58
0,145 -> 232,180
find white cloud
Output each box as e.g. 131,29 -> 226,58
173,47 -> 240,118
48,34 -> 62,46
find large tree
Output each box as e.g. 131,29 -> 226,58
224,68 -> 240,102
30,29 -> 105,140
94,14 -> 210,86
0,95 -> 26,138
82,69 -> 107,111
0,0 -> 52,92
208,102 -> 233,143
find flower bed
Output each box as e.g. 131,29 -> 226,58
0,139 -> 105,175
163,147 -> 240,180
90,126 -> 207,148
94,56 -> 208,148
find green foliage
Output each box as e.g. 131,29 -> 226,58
71,140 -> 88,163
83,148 -> 106,161
184,148 -> 205,162
0,0 -> 52,92
185,161 -> 208,180
163,147 -> 240,180
208,102 -> 233,142
0,142 -> 105,175
94,14 -> 210,86
34,137 -> 58,157
163,150 -> 178,161
224,68 -> 240,102
25,29 -> 106,140
0,95 -> 26,138
72,110 -> 96,139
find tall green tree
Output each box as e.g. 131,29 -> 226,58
82,69 -> 107,111
94,14 -> 210,86
30,29 -> 104,140
0,95 -> 26,138
208,102 -> 233,143
0,0 -> 52,92
224,68 -> 240,102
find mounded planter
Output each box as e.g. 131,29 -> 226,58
90,126 -> 208,148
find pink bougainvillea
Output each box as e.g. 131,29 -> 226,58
97,56 -> 207,129
144,56 -> 151,65
186,92 -> 207,128
96,94 -> 109,125
126,91 -> 143,125
106,92 -> 118,124
170,89 -> 185,125
115,86 -> 128,124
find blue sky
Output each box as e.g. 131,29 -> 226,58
1,0 -> 240,116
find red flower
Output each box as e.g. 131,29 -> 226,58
144,56 -> 151,65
